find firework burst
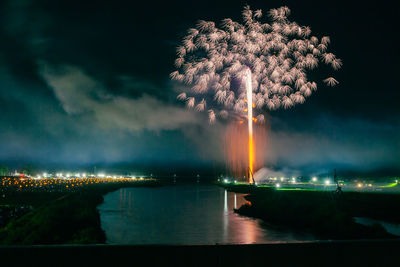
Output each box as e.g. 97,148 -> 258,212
171,5 -> 341,123
171,5 -> 341,183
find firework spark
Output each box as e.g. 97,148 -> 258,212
245,69 -> 254,182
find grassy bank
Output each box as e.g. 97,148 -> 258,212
220,183 -> 399,239
0,180 -> 161,245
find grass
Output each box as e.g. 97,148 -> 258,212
276,188 -> 318,191
380,183 -> 398,188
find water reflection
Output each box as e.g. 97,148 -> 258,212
99,185 -> 313,245
224,189 -> 228,213
355,217 -> 400,236
223,189 -> 228,241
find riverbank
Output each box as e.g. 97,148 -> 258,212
0,180 -> 161,245
220,183 -> 400,239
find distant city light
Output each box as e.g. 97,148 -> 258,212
357,183 -> 363,188
276,183 -> 281,188
312,177 -> 317,182
223,179 -> 228,183
325,179 -> 330,185
98,173 -> 105,178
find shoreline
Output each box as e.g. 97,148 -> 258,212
218,183 -> 400,239
0,180 -> 162,245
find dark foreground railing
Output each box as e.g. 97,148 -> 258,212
1,239 -> 399,266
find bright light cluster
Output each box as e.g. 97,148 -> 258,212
0,176 -> 153,193
28,173 -> 142,180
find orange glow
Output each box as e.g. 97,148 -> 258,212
224,121 -> 268,182
248,134 -> 254,183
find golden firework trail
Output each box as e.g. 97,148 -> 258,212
245,69 -> 254,184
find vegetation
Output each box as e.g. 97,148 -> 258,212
0,165 -> 9,176
20,165 -> 36,176
0,180 -> 161,245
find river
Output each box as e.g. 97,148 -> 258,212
98,184 -> 313,245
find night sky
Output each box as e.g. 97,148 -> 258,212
0,0 -> 398,175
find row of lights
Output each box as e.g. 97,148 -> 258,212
221,177 -> 335,186
33,173 -> 146,180
1,176 -> 150,192
220,176 -> 400,189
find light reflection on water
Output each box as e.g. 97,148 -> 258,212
98,185 -> 313,245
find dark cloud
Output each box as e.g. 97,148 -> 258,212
39,62 -> 199,131
266,114 -> 399,174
